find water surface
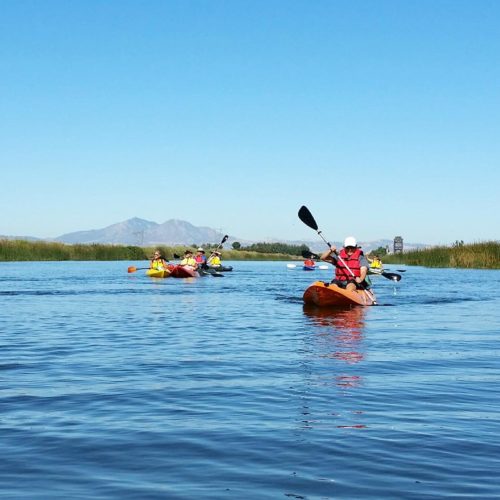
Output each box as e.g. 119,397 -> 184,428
1,261 -> 499,498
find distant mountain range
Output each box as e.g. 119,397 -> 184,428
53,218 -> 238,246
1,217 -> 428,253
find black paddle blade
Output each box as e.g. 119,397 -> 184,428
298,205 -> 318,231
302,250 -> 320,260
382,272 -> 402,282
221,235 -> 229,244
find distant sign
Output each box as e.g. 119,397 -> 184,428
394,236 -> 403,253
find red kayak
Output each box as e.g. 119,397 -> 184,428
168,265 -> 199,278
303,281 -> 376,307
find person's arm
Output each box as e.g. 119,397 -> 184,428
358,255 -> 369,283
321,246 -> 337,264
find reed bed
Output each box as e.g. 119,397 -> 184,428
0,240 -> 147,261
383,241 -> 500,269
0,240 -> 297,262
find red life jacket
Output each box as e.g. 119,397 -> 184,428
335,248 -> 363,281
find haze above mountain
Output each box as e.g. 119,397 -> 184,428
1,217 -> 427,253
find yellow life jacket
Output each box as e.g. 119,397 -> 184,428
209,256 -> 221,266
151,258 -> 165,270
370,259 -> 382,269
180,257 -> 197,267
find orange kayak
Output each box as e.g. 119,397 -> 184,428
303,281 -> 376,307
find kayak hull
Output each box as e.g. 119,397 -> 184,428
303,281 -> 376,307
169,265 -> 199,278
207,265 -> 233,272
303,265 -> 316,271
146,269 -> 171,278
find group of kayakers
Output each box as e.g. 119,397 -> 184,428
150,247 -> 223,272
150,236 -> 381,292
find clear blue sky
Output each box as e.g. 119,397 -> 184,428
1,0 -> 498,245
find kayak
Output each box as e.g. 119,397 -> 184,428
207,265 -> 233,272
169,265 -> 199,278
303,281 -> 376,307
146,268 -> 171,278
199,267 -> 224,277
303,265 -> 316,271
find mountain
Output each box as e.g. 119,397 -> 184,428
54,218 -> 237,246
4,218 -> 429,251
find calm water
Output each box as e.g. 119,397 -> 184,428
1,261 -> 500,499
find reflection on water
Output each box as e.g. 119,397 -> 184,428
302,305 -> 368,429
303,305 -> 366,364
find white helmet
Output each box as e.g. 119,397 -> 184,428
344,236 -> 357,248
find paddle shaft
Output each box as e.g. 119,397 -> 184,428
207,234 -> 228,264
303,251 -> 401,282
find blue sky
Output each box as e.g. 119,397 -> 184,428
1,0 -> 498,245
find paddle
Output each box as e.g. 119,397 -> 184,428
301,249 -> 402,282
127,266 -> 150,273
207,234 -> 229,264
298,206 -> 377,303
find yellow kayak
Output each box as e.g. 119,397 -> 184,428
146,268 -> 171,278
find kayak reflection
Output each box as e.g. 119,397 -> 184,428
303,305 -> 366,364
301,305 -> 368,429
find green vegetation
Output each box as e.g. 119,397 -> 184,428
0,239 -> 147,261
0,239 -> 304,262
383,241 -> 500,269
239,242 -> 309,256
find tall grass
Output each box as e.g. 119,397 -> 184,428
0,240 -> 147,261
383,241 -> 500,269
0,240 -> 299,262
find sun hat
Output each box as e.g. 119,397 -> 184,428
344,236 -> 357,248
197,247 -> 204,252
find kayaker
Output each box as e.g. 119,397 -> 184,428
207,251 -> 222,267
304,258 -> 315,267
368,255 -> 383,269
195,247 -> 207,267
180,250 -> 198,269
150,250 -> 169,271
320,236 -> 370,292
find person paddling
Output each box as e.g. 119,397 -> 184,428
320,236 -> 370,292
207,251 -> 222,268
150,250 -> 169,271
368,254 -> 383,269
303,258 -> 315,268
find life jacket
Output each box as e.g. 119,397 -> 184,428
180,257 -> 197,267
370,259 -> 382,269
195,254 -> 206,264
304,259 -> 315,267
209,256 -> 221,266
335,248 -> 363,281
151,258 -> 165,270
